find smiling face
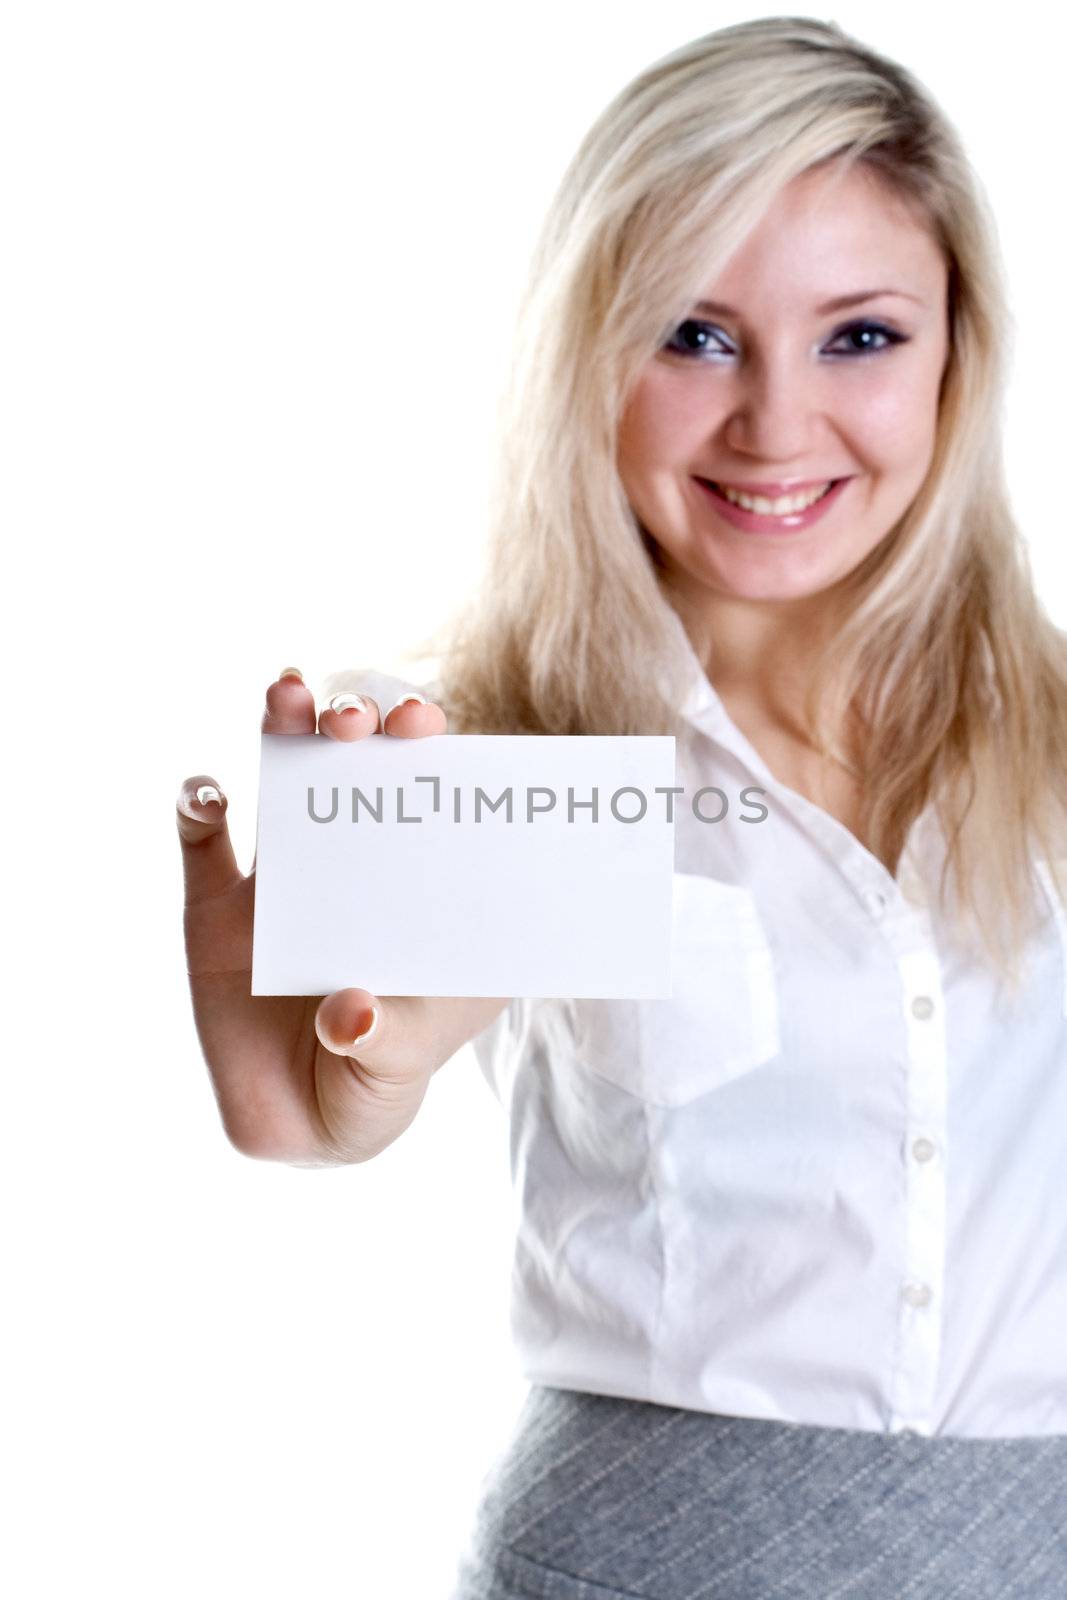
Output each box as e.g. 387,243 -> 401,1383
616,160 -> 951,624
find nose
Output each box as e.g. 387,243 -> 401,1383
721,353 -> 821,463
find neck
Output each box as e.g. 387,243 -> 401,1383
664,577 -> 862,775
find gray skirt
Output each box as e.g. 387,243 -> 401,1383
449,1385 -> 1067,1599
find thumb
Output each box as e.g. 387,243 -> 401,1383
314,989 -> 413,1083
312,989 -> 432,1162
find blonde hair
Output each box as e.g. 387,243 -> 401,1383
414,15 -> 1067,993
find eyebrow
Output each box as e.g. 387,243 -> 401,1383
692,289 -> 925,317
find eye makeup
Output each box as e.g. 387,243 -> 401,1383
662,316 -> 910,360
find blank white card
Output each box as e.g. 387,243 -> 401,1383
250,732 -> 677,998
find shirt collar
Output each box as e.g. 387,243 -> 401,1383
662,604 -> 783,788
660,602 -> 942,891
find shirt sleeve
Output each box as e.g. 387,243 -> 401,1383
469,997 -> 529,1109
319,664 -> 442,714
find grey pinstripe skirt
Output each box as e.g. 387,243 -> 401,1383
449,1385 -> 1067,1598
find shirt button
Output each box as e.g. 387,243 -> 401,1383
912,1137 -> 937,1163
903,1282 -> 932,1308
863,887 -> 888,919
911,995 -> 935,1020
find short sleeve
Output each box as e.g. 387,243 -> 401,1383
469,997 -> 529,1108
320,663 -> 442,713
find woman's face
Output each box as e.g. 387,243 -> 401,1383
616,161 -> 951,615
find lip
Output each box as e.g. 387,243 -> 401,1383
699,477 -> 840,496
692,475 -> 851,534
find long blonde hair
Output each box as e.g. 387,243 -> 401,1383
414,15 -> 1067,991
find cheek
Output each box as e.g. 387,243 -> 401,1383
619,373 -> 708,472
842,368 -> 941,475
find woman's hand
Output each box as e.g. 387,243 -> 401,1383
177,671 -> 507,1166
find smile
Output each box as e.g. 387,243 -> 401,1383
711,481 -> 834,514
693,476 -> 851,533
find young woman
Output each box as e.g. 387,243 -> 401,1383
178,16 -> 1067,1596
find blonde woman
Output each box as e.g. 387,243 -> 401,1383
177,15 -> 1067,1596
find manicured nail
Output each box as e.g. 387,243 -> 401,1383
328,692 -> 369,714
279,667 -> 304,682
195,784 -> 224,807
351,1005 -> 380,1047
385,692 -> 428,716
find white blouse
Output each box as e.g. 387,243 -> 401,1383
336,648 -> 1067,1440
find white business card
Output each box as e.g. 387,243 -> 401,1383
250,732 -> 677,997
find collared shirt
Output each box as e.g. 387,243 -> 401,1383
337,651 -> 1067,1439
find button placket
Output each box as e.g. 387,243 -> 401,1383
886,909 -> 948,1434
862,885 -> 889,920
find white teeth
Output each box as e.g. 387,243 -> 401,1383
717,481 -> 834,514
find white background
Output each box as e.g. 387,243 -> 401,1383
3,2 -> 1063,1595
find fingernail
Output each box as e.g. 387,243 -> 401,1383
195,784 -> 224,807
351,1005 -> 380,1047
279,667 -> 304,682
328,692 -> 369,714
385,692 -> 428,715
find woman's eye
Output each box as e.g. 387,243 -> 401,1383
661,317 -> 909,361
823,320 -> 908,356
662,319 -> 732,358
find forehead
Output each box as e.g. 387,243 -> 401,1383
702,162 -> 946,306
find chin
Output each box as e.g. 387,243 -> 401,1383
707,545 -> 857,596
704,569 -> 831,604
